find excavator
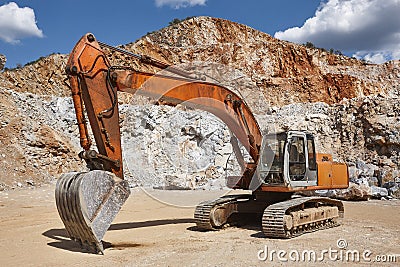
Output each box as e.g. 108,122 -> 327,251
55,33 -> 349,254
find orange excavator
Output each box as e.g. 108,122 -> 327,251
56,33 -> 349,254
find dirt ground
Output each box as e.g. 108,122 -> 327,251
1,185 -> 399,267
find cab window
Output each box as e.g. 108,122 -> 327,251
307,138 -> 317,170
289,136 -> 306,179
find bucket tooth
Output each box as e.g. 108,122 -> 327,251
55,170 -> 130,254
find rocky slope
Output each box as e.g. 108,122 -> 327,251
0,54 -> 68,96
122,17 -> 399,106
0,17 -> 399,196
0,88 -> 82,190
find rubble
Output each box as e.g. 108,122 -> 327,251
301,182 -> 372,201
335,183 -> 371,201
370,186 -> 389,198
383,181 -> 400,198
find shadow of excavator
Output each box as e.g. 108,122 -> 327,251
43,218 -> 196,253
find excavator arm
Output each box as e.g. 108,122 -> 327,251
56,33 -> 262,253
67,33 -> 262,185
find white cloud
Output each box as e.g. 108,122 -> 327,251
155,0 -> 206,9
274,0 -> 400,63
0,2 -> 43,44
353,51 -> 390,64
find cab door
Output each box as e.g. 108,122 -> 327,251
285,132 -> 317,187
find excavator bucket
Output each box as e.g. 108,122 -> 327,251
55,170 -> 130,254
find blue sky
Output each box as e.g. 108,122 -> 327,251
0,0 -> 399,68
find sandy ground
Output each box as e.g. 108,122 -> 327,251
1,185 -> 400,267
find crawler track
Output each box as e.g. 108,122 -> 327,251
194,195 -> 250,230
262,197 -> 344,238
195,195 -> 344,239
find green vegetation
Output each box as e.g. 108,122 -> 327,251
146,16 -> 196,36
3,64 -> 22,71
169,18 -> 182,26
305,42 -> 315,49
168,16 -> 195,26
303,41 -> 343,56
24,56 -> 46,67
2,53 -> 60,71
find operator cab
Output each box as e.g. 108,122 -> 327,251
258,131 -> 318,187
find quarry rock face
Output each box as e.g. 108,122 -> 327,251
0,17 -> 398,196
